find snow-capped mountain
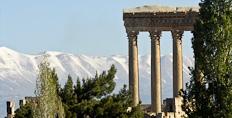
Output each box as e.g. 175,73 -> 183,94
0,47 -> 194,117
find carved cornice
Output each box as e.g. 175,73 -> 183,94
123,12 -> 198,27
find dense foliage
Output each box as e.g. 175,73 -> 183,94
181,0 -> 232,117
15,63 -> 143,118
15,102 -> 35,118
58,64 -> 143,118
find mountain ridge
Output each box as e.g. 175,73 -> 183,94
0,47 -> 194,117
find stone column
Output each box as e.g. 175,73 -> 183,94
150,30 -> 162,112
171,30 -> 184,98
127,30 -> 139,106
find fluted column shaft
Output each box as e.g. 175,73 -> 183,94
150,30 -> 162,113
172,30 -> 184,98
128,31 -> 139,106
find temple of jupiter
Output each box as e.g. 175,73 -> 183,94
123,5 -> 199,117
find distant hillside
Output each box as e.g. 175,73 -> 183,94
0,47 -> 194,117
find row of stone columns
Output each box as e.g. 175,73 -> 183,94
127,29 -> 184,113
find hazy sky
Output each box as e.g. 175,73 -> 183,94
0,0 -> 200,57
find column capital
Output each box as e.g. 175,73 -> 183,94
171,30 -> 184,40
127,30 -> 139,38
149,30 -> 162,40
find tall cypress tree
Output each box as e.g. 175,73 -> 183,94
181,0 -> 232,117
35,60 -> 65,118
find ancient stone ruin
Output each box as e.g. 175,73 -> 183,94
123,5 -> 199,118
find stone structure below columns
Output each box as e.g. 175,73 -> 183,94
123,5 -> 199,118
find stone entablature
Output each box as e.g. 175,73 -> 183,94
123,5 -> 199,31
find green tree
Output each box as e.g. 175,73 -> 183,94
51,68 -> 61,94
15,102 -> 35,118
35,60 -> 65,118
181,0 -> 232,117
95,85 -> 143,118
60,64 -> 143,118
59,75 -> 77,118
72,64 -> 117,117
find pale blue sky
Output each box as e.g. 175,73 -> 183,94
0,0 -> 200,57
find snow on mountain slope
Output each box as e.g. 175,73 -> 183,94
0,47 -> 194,117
